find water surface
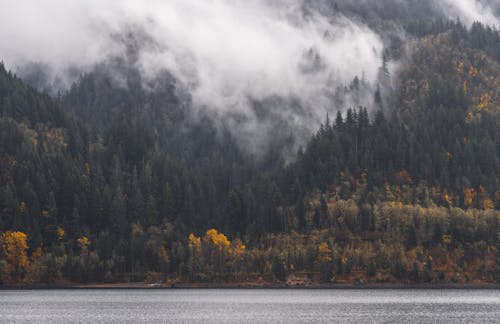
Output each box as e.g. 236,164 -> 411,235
0,289 -> 499,323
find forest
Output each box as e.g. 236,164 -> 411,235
0,17 -> 499,286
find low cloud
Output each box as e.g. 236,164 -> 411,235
0,0 -> 387,156
439,0 -> 499,27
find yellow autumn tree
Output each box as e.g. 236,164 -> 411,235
463,188 -> 475,208
188,233 -> 201,253
25,247 -> 44,283
443,193 -> 452,205
202,229 -> 232,276
1,231 -> 29,275
203,229 -> 230,250
76,236 -> 90,253
230,238 -> 246,260
317,242 -> 332,263
228,238 -> 246,276
187,233 -> 203,277
483,198 -> 494,210
57,227 -> 65,241
317,242 -> 333,282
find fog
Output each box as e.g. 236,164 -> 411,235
0,1 -> 382,96
0,0 -> 498,155
0,0 -> 385,154
440,0 -> 499,27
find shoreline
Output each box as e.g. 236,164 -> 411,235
2,282 -> 499,290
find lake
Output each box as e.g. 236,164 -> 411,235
0,289 -> 499,323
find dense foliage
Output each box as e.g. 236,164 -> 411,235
0,21 -> 498,285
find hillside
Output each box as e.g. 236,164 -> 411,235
0,20 -> 499,286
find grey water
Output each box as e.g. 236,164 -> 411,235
0,289 -> 499,323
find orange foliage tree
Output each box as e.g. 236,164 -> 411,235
187,229 -> 247,280
203,229 -> 231,250
1,231 -> 29,277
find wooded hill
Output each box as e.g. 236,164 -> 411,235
0,21 -> 498,285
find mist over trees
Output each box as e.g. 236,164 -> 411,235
0,1 -> 499,285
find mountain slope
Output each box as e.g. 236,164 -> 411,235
0,21 -> 499,285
